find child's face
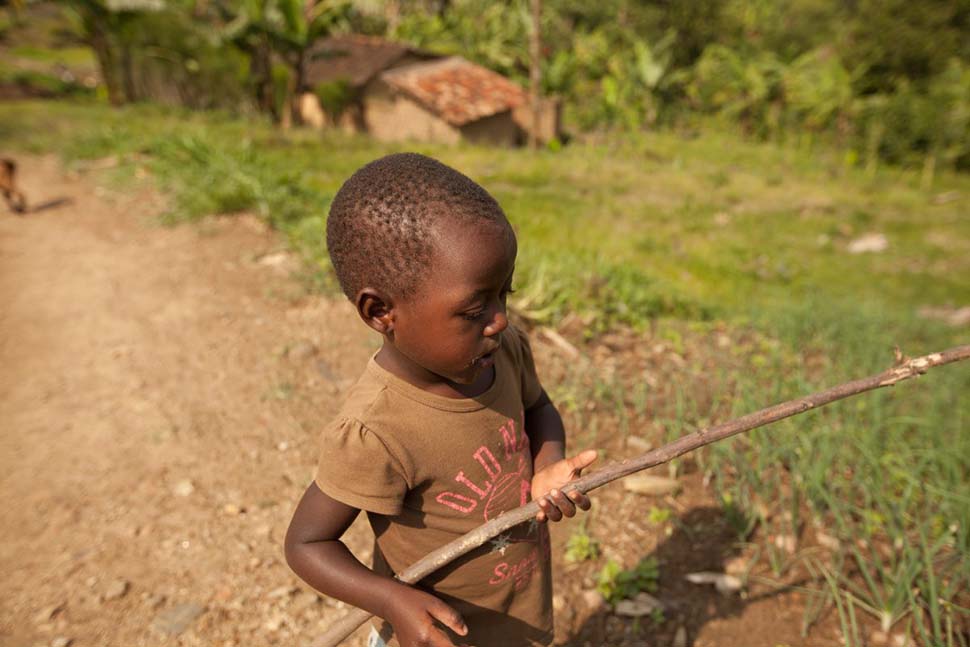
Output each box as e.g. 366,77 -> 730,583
390,218 -> 517,386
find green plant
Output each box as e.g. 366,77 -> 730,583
596,557 -> 660,605
647,506 -> 671,525
564,525 -> 600,563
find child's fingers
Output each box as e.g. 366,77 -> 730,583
536,498 -> 550,522
427,599 -> 467,637
539,495 -> 563,522
549,489 -> 577,518
567,489 -> 591,511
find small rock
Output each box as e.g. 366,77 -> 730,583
51,638 -> 72,647
145,593 -> 166,609
723,555 -> 748,576
85,576 -> 98,588
815,530 -> 840,551
33,603 -> 64,625
277,441 -> 289,452
625,436 -> 651,453
847,233 -> 888,254
773,534 -> 797,553
223,503 -> 244,516
258,251 -> 294,269
871,630 -> 889,645
264,612 -> 287,632
173,480 -> 195,497
103,579 -> 129,600
267,585 -> 296,599
623,474 -> 681,497
152,603 -> 205,636
581,589 -> 606,611
685,572 -> 742,594
614,592 -> 664,617
917,305 -> 970,327
212,587 -> 233,603
673,625 -> 688,647
291,591 -> 320,613
552,595 -> 566,612
287,340 -> 317,361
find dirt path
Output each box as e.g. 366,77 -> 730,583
0,156 -> 376,646
1,156 -> 842,647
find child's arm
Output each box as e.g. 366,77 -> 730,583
284,483 -> 468,647
525,388 -> 598,522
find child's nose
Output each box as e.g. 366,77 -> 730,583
485,310 -> 508,336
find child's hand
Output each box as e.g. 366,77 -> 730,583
384,583 -> 468,647
531,449 -> 597,522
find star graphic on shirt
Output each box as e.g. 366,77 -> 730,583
490,533 -> 512,555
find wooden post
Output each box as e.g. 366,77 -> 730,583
529,0 -> 542,150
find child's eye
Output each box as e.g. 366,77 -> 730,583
462,310 -> 485,321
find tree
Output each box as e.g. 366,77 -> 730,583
61,0 -> 164,105
218,0 -> 348,124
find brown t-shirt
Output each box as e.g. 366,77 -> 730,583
315,326 -> 553,647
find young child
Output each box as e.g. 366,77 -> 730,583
284,153 -> 597,647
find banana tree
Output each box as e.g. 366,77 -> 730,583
218,0 -> 348,123
60,0 -> 163,105
271,0 -> 349,125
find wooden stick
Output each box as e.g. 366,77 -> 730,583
312,345 -> 970,646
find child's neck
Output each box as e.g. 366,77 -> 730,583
374,343 -> 494,399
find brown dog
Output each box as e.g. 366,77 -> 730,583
2,158 -> 27,213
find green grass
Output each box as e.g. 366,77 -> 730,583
2,99 -> 968,642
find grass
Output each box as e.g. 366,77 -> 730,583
1,99 -> 968,642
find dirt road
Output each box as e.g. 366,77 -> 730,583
0,155 -> 377,646
1,156 -> 842,647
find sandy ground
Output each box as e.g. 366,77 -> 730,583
0,155 -> 378,646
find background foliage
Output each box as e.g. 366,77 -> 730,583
3,0 -> 968,174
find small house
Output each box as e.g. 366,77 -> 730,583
300,35 -> 560,146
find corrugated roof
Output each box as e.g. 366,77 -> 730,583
303,35 -> 436,88
378,57 -> 527,126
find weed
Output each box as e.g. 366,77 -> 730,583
596,557 -> 660,605
647,506 -> 671,526
564,525 -> 600,563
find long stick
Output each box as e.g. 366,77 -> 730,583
313,345 -> 970,646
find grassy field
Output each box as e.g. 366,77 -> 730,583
2,100 -> 968,643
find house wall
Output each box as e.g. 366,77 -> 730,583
512,97 -> 562,143
459,111 -> 520,147
362,81 -> 461,144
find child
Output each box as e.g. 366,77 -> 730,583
285,153 -> 597,647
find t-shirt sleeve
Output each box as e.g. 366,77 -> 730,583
314,417 -> 408,515
510,325 -> 544,410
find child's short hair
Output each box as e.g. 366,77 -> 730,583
326,153 -> 507,300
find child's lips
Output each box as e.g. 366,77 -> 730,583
475,352 -> 495,368
473,346 -> 499,368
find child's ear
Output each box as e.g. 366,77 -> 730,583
355,288 -> 394,334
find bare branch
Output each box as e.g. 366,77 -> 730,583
312,345 -> 970,646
